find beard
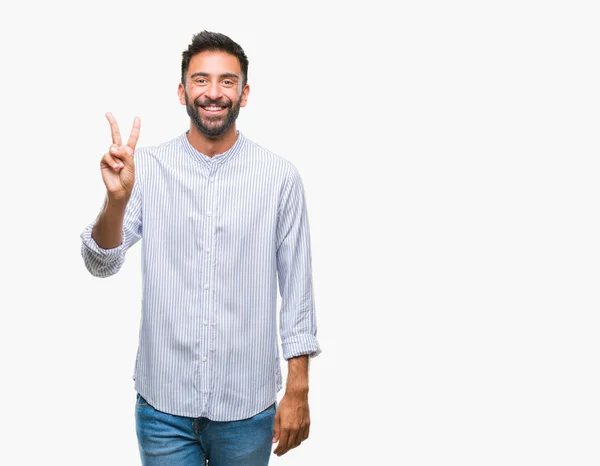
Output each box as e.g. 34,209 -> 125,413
185,91 -> 241,138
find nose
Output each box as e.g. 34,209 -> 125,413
205,81 -> 222,101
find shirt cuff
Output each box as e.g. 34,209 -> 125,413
80,223 -> 124,258
282,334 -> 322,360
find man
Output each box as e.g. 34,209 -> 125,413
80,30 -> 320,465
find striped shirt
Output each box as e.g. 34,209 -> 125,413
80,131 -> 320,421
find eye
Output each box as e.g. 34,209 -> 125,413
222,80 -> 235,87
194,78 -> 207,85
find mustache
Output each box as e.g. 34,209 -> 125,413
195,97 -> 232,108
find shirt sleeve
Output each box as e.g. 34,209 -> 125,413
276,164 -> 321,360
80,180 -> 143,278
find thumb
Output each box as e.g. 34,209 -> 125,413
120,145 -> 135,168
124,146 -> 134,157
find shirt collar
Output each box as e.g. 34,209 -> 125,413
180,130 -> 246,166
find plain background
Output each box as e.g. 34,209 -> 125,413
1,0 -> 599,464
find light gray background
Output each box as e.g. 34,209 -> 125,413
1,0 -> 598,464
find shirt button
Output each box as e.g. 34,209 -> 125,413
204,284 -> 209,290
202,356 -> 207,362
207,210 -> 212,217
206,248 -> 211,253
203,320 -> 208,326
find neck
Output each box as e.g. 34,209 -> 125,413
186,124 -> 239,157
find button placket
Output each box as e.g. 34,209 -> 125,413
200,161 -> 218,406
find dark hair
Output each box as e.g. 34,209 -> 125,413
181,31 -> 249,88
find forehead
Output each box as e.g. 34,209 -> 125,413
187,51 -> 242,76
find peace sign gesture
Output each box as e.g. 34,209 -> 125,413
100,112 -> 141,202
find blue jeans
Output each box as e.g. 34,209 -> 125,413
135,393 -> 276,465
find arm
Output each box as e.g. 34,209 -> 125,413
80,113 -> 142,277
92,195 -> 129,249
273,164 -> 321,456
276,165 -> 321,360
80,182 -> 142,277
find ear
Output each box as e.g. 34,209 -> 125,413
178,83 -> 186,106
239,83 -> 250,108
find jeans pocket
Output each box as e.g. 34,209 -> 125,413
256,402 -> 276,418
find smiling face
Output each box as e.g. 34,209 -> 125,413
178,50 -> 250,138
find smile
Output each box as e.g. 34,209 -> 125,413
200,105 -> 226,113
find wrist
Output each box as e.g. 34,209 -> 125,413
105,192 -> 130,209
285,386 -> 309,399
285,379 -> 309,397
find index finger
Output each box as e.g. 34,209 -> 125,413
127,116 -> 141,149
105,112 -> 122,146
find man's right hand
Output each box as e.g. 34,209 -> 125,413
101,112 -> 141,202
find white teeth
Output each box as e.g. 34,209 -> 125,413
205,106 -> 223,111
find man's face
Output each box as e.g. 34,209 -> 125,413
178,51 -> 249,137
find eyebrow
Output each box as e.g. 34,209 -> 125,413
190,72 -> 240,80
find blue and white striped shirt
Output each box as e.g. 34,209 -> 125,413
80,131 -> 320,421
